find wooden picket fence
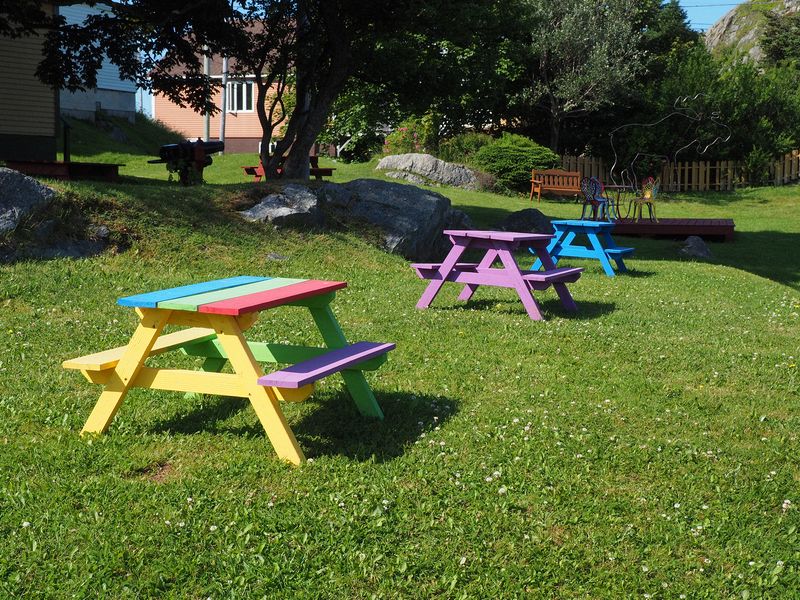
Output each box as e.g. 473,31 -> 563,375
561,150 -> 800,191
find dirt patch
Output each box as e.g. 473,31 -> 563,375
127,461 -> 175,484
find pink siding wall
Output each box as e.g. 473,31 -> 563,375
153,89 -> 264,151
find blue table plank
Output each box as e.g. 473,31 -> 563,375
118,276 -> 269,308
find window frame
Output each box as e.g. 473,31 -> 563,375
226,80 -> 254,113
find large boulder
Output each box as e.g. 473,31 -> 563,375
496,208 -> 553,234
320,179 -> 473,261
0,168 -> 56,234
238,183 -> 323,229
680,235 -> 712,259
376,153 -> 480,190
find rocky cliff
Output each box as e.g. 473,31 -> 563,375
705,0 -> 800,61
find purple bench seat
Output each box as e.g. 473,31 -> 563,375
258,341 -> 395,389
412,262 -> 582,286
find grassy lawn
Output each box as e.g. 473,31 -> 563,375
1,118 -> 799,597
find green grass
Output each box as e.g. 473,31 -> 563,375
1,123 -> 799,597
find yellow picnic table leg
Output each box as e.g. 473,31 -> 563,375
207,313 -> 305,465
81,308 -> 171,435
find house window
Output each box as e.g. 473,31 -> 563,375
227,81 -> 253,112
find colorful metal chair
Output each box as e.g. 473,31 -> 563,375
628,177 -> 660,222
580,177 -> 613,221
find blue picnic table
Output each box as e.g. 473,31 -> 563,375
529,219 -> 635,277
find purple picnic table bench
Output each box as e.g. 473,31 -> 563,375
411,230 -> 583,320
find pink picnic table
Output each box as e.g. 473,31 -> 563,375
411,230 -> 583,320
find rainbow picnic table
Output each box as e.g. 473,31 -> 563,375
530,219 -> 635,277
63,276 -> 395,465
411,230 -> 583,320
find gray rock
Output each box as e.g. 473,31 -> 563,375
496,209 -> 553,234
319,182 -> 355,209
89,224 -> 110,240
266,252 -> 289,261
239,183 -> 323,229
245,179 -> 475,261
376,153 -> 479,190
334,179 -> 470,260
384,171 -> 433,186
0,168 -> 56,234
680,235 -> 712,259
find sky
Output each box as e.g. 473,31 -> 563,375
678,0 -> 748,31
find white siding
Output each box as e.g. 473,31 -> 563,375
59,4 -> 137,93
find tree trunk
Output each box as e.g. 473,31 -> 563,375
281,2 -> 352,179
549,102 -> 561,154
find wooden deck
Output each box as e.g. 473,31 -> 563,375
612,218 -> 735,241
6,160 -> 123,182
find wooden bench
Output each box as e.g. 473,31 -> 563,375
529,169 -> 581,204
242,156 -> 335,182
258,341 -> 395,391
62,327 -> 217,381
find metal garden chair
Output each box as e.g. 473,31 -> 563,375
580,177 -> 613,221
628,176 -> 660,222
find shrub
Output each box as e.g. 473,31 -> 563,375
337,131 -> 383,163
472,134 -> 560,192
743,147 -> 773,186
383,115 -> 438,155
437,132 -> 493,164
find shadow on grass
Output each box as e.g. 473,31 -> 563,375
457,204 -> 515,229
615,269 -> 656,278
427,297 -> 616,320
292,391 -> 458,461
149,390 -> 458,462
618,230 -> 800,290
150,396 -> 253,436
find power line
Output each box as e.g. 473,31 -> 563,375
681,1 -> 776,6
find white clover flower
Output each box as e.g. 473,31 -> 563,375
498,486 -> 507,495
209,525 -> 218,532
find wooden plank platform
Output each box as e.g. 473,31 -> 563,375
612,218 -> 735,241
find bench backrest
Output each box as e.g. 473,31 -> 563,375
532,169 -> 581,189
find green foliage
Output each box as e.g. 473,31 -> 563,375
513,0 -> 645,151
318,81 -> 398,163
610,40 -> 800,169
472,133 -> 559,192
762,10 -> 800,66
382,115 -> 439,156
436,132 -> 493,164
743,146 -> 774,185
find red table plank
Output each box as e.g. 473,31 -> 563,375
198,280 -> 347,315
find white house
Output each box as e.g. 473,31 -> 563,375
58,3 -> 137,122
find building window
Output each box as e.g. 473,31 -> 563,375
227,81 -> 253,112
